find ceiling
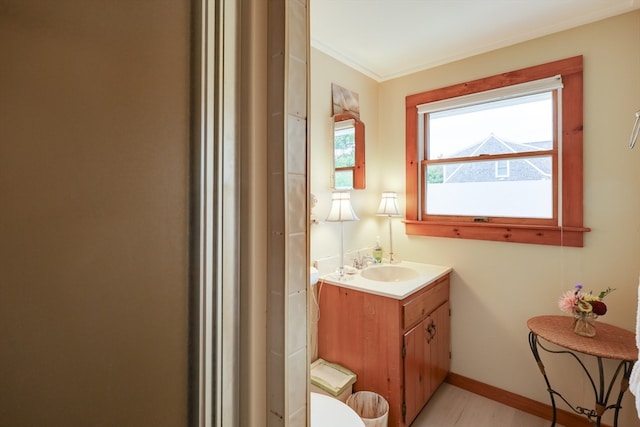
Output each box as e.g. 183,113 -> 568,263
310,0 -> 640,82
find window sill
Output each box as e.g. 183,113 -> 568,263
404,220 -> 590,247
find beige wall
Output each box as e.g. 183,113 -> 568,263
311,10 -> 640,426
0,2 -> 190,426
310,49 -> 382,267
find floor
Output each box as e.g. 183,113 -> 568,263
411,383 -> 561,427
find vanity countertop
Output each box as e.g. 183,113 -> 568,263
320,260 -> 452,300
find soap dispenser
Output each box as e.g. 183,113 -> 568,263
372,236 -> 383,264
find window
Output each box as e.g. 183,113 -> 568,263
495,160 -> 509,179
405,56 -> 589,246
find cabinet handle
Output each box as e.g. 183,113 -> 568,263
425,319 -> 437,343
424,321 -> 431,343
426,321 -> 437,343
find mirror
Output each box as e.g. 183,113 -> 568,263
333,112 -> 365,189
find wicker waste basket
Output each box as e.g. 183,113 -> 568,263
346,391 -> 389,427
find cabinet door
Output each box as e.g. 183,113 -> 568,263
403,316 -> 430,425
403,301 -> 450,425
427,301 -> 450,396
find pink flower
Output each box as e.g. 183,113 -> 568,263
558,290 -> 577,314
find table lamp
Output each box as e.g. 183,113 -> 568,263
376,191 -> 402,263
325,191 -> 359,279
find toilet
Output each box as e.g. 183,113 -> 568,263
309,358 -> 362,426
310,392 -> 365,427
310,358 -> 356,402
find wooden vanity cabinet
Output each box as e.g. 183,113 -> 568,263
317,274 -> 450,427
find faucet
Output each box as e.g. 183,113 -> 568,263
353,253 -> 377,269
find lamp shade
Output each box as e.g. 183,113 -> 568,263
376,191 -> 401,216
326,191 -> 359,222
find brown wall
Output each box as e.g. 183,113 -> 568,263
0,2 -> 191,426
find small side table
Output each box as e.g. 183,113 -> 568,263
527,315 -> 637,427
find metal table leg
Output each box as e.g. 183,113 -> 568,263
528,331 -> 634,427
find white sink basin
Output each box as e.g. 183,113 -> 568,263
360,265 -> 420,282
320,261 -> 451,299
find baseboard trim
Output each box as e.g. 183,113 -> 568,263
446,372 -> 610,427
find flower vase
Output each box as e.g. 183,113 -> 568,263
573,313 -> 596,337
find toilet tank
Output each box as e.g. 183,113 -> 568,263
310,358 -> 357,402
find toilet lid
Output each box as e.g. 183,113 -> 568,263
310,392 -> 365,427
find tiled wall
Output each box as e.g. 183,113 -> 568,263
267,0 -> 309,426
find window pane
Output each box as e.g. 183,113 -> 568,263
428,92 -> 553,160
335,170 -> 354,190
425,156 -> 553,218
334,125 -> 356,167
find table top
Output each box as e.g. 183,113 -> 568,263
527,315 -> 637,361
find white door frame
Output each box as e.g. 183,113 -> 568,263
191,0 -> 241,426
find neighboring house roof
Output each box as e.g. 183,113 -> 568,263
444,134 -> 552,183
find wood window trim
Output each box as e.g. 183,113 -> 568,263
405,56 -> 590,247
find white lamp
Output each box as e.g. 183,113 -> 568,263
325,191 -> 359,279
376,191 -> 402,263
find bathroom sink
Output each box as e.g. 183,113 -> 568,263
360,265 -> 420,282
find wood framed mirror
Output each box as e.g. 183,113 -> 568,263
333,112 -> 365,189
